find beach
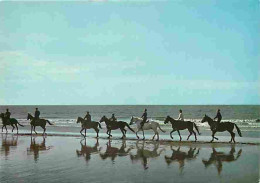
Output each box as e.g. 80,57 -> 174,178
0,105 -> 260,182
0,133 -> 259,183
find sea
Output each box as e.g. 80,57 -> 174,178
0,105 -> 259,140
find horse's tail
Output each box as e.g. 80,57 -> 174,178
46,120 -> 54,125
98,122 -> 102,129
125,123 -> 135,133
17,122 -> 24,127
157,123 -> 166,133
193,123 -> 201,135
234,124 -> 242,137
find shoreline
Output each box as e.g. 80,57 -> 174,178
1,132 -> 259,146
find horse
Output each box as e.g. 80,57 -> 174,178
164,116 -> 201,142
76,117 -> 102,138
27,113 -> 53,136
129,116 -> 166,140
201,115 -> 242,143
0,113 -> 24,134
99,116 -> 135,139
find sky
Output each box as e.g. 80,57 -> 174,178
0,0 -> 259,105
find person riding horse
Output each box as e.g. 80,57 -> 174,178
140,109 -> 148,130
33,108 -> 40,124
213,109 -> 222,130
177,109 -> 184,121
84,111 -> 91,123
109,114 -> 117,122
5,109 -> 11,123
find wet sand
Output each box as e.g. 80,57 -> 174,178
0,134 -> 259,183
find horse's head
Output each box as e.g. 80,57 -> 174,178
164,116 -> 171,124
76,117 -> 81,123
129,116 -> 135,125
201,114 -> 209,123
27,113 -> 33,120
0,113 -> 4,118
99,116 -> 106,123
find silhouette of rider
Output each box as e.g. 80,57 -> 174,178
35,108 -> 40,120
213,109 -> 222,130
5,109 -> 11,123
177,109 -> 184,121
140,109 -> 148,129
84,111 -> 91,123
109,114 -> 117,122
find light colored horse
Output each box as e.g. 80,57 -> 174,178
130,116 -> 166,140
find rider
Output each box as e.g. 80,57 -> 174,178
109,114 -> 117,122
177,109 -> 184,121
35,108 -> 40,119
213,109 -> 222,130
84,111 -> 91,123
140,108 -> 148,129
5,109 -> 11,123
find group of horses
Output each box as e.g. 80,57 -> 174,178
0,112 -> 242,143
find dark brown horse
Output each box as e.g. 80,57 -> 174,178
202,146 -> 242,175
201,115 -> 242,143
76,117 -> 102,138
164,116 -> 201,141
27,113 -> 53,136
0,113 -> 24,134
99,116 -> 135,139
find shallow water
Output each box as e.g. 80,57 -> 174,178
0,134 -> 259,183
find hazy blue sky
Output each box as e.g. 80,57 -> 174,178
0,0 -> 259,105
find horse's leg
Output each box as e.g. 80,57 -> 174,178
120,128 -> 125,139
43,127 -> 46,136
193,130 -> 197,142
4,125 -> 8,133
170,130 -> 176,139
156,132 -> 159,141
34,126 -> 37,134
15,124 -> 19,134
187,130 -> 192,140
80,128 -> 85,137
152,133 -> 156,140
177,130 -> 182,141
31,125 -> 33,135
2,125 -> 4,132
85,129 -> 86,138
95,128 -> 99,138
142,127 -> 145,140
135,129 -> 140,139
210,131 -> 217,143
11,124 -> 15,132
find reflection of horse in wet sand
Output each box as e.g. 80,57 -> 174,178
27,113 -> 53,136
27,136 -> 52,162
1,113 -> 24,134
164,146 -> 200,173
76,138 -> 100,163
202,146 -> 242,175
99,140 -> 132,162
1,134 -> 18,157
130,141 -> 165,169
